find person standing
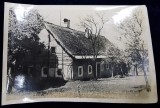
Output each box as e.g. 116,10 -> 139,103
132,60 -> 138,76
122,61 -> 128,76
127,61 -> 131,76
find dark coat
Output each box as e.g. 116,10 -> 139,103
121,62 -> 128,75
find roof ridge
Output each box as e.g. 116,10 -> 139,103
44,21 -> 85,34
44,21 -> 109,39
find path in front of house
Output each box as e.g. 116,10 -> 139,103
7,72 -> 151,101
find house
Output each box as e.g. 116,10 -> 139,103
39,21 -> 115,81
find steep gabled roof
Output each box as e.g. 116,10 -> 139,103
45,22 -> 113,59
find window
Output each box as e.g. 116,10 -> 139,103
28,66 -> 34,77
88,65 -> 92,74
41,67 -> 48,77
101,63 -> 104,71
51,47 -> 56,54
57,69 -> 62,75
78,66 -> 83,77
43,68 -> 48,75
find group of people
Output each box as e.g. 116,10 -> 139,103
112,60 -> 139,77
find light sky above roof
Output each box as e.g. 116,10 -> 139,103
36,5 -> 137,50
11,4 -> 148,50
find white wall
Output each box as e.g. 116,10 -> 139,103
38,28 -> 73,80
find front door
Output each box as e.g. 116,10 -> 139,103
96,62 -> 101,78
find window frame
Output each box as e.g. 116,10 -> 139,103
41,67 -> 48,77
78,66 -> 83,77
88,65 -> 92,74
51,46 -> 56,54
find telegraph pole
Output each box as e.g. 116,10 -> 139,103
48,34 -> 50,77
60,10 -> 64,77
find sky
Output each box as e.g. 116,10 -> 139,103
37,5 -> 137,50
12,4 -> 148,50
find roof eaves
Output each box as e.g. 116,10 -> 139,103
75,55 -> 106,59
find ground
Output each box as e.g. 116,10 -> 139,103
6,72 -> 151,101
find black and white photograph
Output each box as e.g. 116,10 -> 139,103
1,2 -> 157,105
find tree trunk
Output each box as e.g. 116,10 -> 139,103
111,68 -> 114,78
7,65 -> 16,93
142,62 -> 151,92
111,64 -> 114,78
7,67 -> 13,93
142,44 -> 151,92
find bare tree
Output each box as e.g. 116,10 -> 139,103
117,8 -> 151,91
79,12 -> 108,79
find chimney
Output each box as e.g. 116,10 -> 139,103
64,18 -> 70,28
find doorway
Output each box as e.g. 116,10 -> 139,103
96,62 -> 101,78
